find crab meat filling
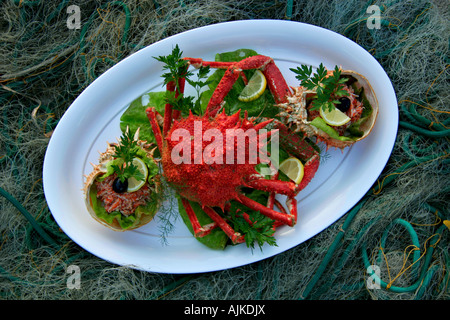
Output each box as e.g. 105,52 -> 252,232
306,84 -> 363,135
95,174 -> 150,216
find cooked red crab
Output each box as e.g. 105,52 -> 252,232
187,56 -> 378,150
145,54 -> 320,245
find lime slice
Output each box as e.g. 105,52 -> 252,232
127,157 -> 148,192
279,157 -> 304,184
319,105 -> 351,126
238,70 -> 267,102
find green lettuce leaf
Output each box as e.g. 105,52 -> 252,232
120,91 -> 166,144
176,196 -> 229,250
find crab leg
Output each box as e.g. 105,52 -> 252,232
248,155 -> 319,196
182,196 -> 246,244
245,178 -> 297,198
237,194 -> 295,227
202,206 -> 245,244
197,66 -> 242,118
180,198 -> 217,238
266,171 -> 279,210
146,107 -> 163,151
286,197 -> 298,226
163,76 -> 186,135
272,198 -> 288,228
183,58 -> 234,70
183,55 -> 291,117
183,58 -> 249,84
241,179 -> 299,227
163,81 -> 176,136
295,154 -> 320,192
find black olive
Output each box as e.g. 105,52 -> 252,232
112,177 -> 128,193
336,97 -> 350,113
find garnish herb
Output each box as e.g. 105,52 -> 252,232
154,44 -> 189,92
231,209 -> 277,250
154,44 -> 211,115
111,130 -> 145,183
290,63 -> 349,112
228,190 -> 278,250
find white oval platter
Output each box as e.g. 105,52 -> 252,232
43,20 -> 398,274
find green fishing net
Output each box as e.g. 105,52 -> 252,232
0,0 -> 448,300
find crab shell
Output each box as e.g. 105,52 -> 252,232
279,69 -> 379,149
83,131 -> 161,231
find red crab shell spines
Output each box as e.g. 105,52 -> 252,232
162,110 -> 271,209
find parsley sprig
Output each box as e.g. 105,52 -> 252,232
111,130 -> 145,183
229,190 -> 278,250
154,45 -> 211,115
234,212 -> 277,250
290,63 -> 349,112
154,44 -> 190,94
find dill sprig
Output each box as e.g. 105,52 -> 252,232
290,63 -> 349,112
111,130 -> 145,183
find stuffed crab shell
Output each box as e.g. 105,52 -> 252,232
279,68 -> 379,149
83,129 -> 161,231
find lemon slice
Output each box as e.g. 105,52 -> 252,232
279,157 -> 304,184
238,70 -> 267,102
127,157 -> 148,192
319,105 -> 351,126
